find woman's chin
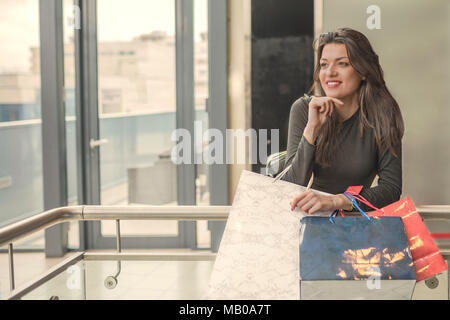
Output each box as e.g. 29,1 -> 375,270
324,92 -> 343,99
325,91 -> 354,101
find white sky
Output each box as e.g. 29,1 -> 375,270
0,0 -> 39,73
98,0 -> 207,41
0,0 -> 207,73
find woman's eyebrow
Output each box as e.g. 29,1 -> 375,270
320,57 -> 349,61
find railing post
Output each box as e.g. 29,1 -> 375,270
114,219 -> 122,288
8,243 -> 15,291
116,219 -> 121,253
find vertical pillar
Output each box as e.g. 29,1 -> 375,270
39,0 -> 69,257
208,0 -> 229,252
175,0 -> 197,248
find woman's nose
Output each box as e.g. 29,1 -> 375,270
326,65 -> 338,77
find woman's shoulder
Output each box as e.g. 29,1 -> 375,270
290,94 -> 313,116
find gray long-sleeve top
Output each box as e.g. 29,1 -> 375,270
281,95 -> 402,211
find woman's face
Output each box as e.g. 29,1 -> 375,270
319,43 -> 365,100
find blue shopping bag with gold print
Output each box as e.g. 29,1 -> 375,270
299,203 -> 416,300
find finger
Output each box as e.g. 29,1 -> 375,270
321,101 -> 327,115
290,193 -> 304,211
327,101 -> 335,117
330,97 -> 344,105
300,197 -> 317,213
291,191 -> 310,210
320,100 -> 328,114
328,102 -> 334,117
295,191 -> 315,210
290,191 -> 310,210
325,101 -> 332,117
310,98 -> 321,110
308,202 -> 324,215
319,103 -> 325,113
321,100 -> 330,118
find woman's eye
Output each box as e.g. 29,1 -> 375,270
340,62 -> 349,66
320,63 -> 328,68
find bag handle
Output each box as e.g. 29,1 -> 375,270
345,191 -> 384,215
328,192 -> 372,224
273,164 -> 314,190
272,163 -> 292,182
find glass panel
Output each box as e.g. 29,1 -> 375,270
321,0 -> 450,205
14,256 -> 450,300
0,231 -> 45,251
84,260 -> 215,300
20,259 -> 215,300
20,260 -> 85,300
194,0 -> 211,248
63,0 -> 79,249
0,1 -> 43,236
97,0 -> 178,236
0,251 -> 63,299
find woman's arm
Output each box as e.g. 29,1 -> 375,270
282,95 -> 343,185
286,95 -> 349,214
281,97 -> 316,186
289,142 -> 401,215
358,142 -> 403,210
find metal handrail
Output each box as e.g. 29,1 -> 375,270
0,205 -> 230,293
0,205 -> 450,247
0,205 -> 230,248
2,204 -> 450,248
1,204 -> 450,295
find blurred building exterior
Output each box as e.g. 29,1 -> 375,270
0,31 -> 207,121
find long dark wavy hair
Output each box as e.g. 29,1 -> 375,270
309,28 -> 404,167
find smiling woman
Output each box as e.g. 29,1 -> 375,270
318,44 -> 364,121
282,28 -> 404,215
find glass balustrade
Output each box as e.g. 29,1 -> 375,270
19,258 -> 215,300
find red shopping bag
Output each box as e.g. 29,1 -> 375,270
343,190 -> 448,282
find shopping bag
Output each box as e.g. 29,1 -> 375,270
343,191 -> 449,282
206,170 -> 332,299
299,212 -> 416,300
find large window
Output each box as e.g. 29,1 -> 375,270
0,0 -> 222,254
97,0 -> 179,237
0,1 -> 43,238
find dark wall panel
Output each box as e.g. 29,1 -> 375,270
251,0 -> 314,173
252,0 -> 314,38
